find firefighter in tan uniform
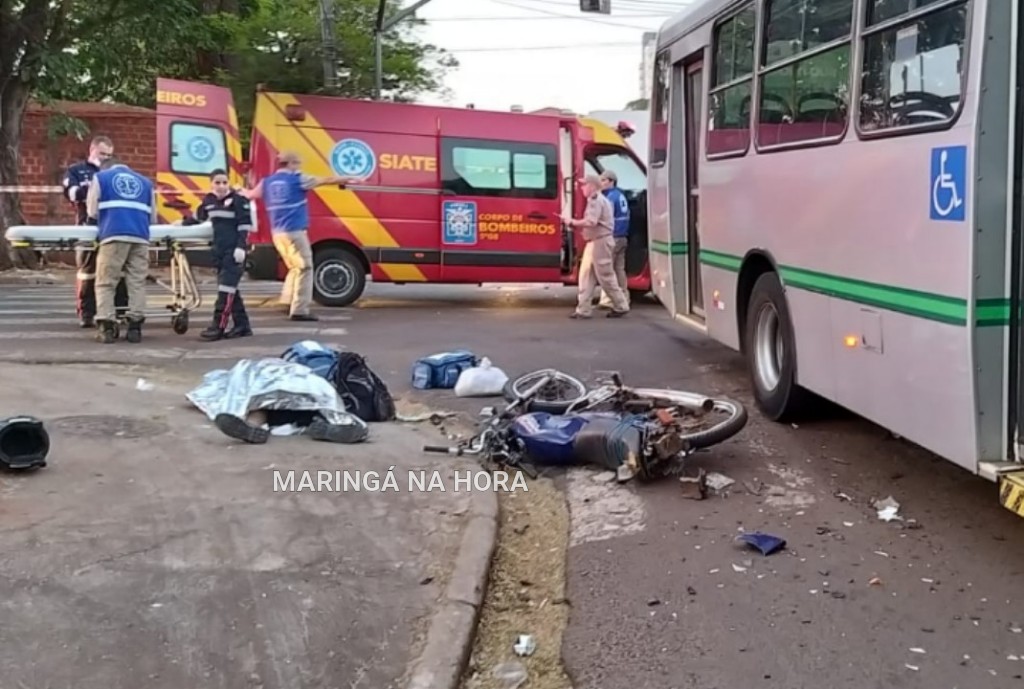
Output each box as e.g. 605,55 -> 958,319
563,175 -> 630,319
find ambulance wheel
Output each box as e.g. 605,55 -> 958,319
313,246 -> 366,307
172,312 -> 189,335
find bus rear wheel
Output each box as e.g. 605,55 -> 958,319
313,246 -> 366,307
743,272 -> 809,422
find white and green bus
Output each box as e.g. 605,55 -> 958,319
648,0 -> 1024,514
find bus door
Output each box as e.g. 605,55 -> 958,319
437,124 -> 564,283
155,79 -> 242,225
683,58 -> 705,319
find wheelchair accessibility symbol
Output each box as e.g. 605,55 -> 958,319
930,145 -> 967,222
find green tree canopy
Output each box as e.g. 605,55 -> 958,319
0,0 -> 455,267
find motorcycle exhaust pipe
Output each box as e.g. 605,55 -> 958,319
0,416 -> 50,470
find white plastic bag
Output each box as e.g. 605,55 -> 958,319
454,357 -> 509,397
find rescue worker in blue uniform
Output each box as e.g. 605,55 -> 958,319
180,168 -> 254,340
62,135 -> 128,327
85,158 -> 156,344
240,150 -> 361,321
598,169 -> 631,309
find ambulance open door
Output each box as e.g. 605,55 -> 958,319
559,126 -> 575,273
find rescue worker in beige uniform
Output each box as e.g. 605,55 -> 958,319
563,175 -> 630,319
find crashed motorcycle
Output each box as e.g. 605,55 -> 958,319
424,369 -> 747,481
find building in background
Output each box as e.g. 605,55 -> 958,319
639,32 -> 658,102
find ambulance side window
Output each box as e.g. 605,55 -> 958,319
170,122 -> 228,176
441,137 -> 557,199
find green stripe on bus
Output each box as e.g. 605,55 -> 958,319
651,240 -> 688,255
976,298 -> 1012,327
696,249 -> 1012,328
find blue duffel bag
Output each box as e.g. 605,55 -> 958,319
411,350 -> 477,389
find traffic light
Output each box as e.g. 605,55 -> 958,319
580,0 -> 611,13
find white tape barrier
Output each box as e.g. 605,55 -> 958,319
5,223 -> 215,246
0,186 -> 63,193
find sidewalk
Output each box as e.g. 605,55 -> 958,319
0,362 -> 496,689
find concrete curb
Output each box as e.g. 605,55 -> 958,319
406,484 -> 499,689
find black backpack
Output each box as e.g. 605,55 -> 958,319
331,352 -> 397,422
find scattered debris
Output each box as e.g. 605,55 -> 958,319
905,664 -> 919,672
736,532 -> 786,556
873,496 -> 902,522
647,598 -> 661,606
705,472 -> 735,492
491,661 -> 528,689
513,634 -> 536,657
732,563 -> 747,573
868,577 -> 883,586
135,378 -> 154,391
843,521 -> 855,527
910,648 -> 926,654
679,469 -> 708,500
686,586 -> 697,596
743,479 -> 764,496
397,411 -> 457,424
874,551 -> 890,558
419,576 -> 434,585
834,491 -> 853,502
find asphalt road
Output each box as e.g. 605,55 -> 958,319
3,276 -> 1024,688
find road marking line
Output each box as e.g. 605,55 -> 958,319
0,315 -> 352,326
0,327 -> 348,340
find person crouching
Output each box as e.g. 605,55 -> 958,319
181,169 -> 254,341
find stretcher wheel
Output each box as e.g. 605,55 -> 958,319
172,311 -> 189,335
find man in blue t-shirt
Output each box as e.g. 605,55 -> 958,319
598,169 -> 631,308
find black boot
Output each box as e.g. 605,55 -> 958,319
95,319 -> 117,344
79,316 -> 95,329
199,325 -> 225,341
125,317 -> 144,344
224,324 -> 253,339
201,292 -> 232,341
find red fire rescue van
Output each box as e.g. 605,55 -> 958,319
154,78 -> 650,306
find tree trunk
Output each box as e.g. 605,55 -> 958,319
0,79 -> 30,270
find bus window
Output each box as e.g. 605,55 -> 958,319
858,1 -> 968,133
651,51 -> 670,166
169,122 -> 228,176
758,0 -> 854,147
707,4 -> 756,157
591,150 -> 646,196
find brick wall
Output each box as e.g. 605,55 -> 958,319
16,100 -> 156,225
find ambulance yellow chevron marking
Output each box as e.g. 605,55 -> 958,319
155,172 -> 205,223
256,92 -> 427,282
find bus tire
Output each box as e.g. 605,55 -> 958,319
743,272 -> 810,422
313,246 -> 366,307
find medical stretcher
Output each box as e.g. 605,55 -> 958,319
4,223 -> 214,335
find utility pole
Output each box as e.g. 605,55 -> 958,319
374,0 -> 436,100
319,0 -> 338,93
